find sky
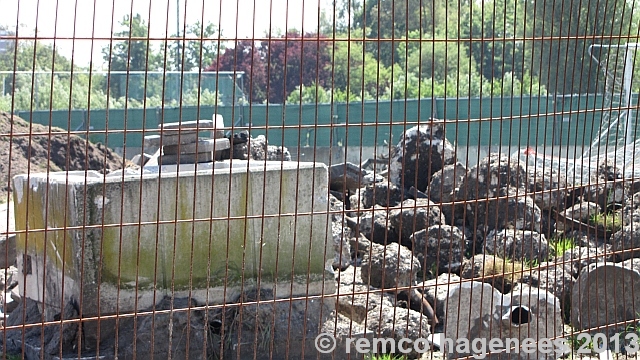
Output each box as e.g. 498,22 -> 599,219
0,0 -> 329,68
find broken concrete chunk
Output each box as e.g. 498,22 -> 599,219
336,284 -> 395,323
411,224 -> 468,274
595,159 -> 623,181
366,305 -> 431,358
162,138 -> 230,155
332,219 -> 353,270
388,198 -> 445,248
610,223 -> 640,260
329,162 -> 380,193
350,181 -> 406,210
158,151 -> 214,164
526,166 -> 569,211
458,153 -> 529,201
0,235 -> 16,269
428,162 -> 468,203
356,208 -> 397,245
621,191 -> 640,225
361,242 -> 420,290
520,262 -> 575,322
563,201 -> 601,222
388,122 -> 456,192
484,228 -> 550,262
582,180 -> 631,210
571,259 -> 640,335
465,186 -> 542,234
444,281 -> 563,359
556,201 -> 601,232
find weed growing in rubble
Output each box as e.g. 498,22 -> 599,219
550,237 -> 576,258
590,212 -> 623,232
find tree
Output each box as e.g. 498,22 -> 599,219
165,21 -> 222,71
529,0 -> 636,93
328,38 -> 393,100
0,38 -> 72,97
260,31 -> 332,103
460,0 -> 526,81
206,40 -> 268,103
102,14 -> 162,99
354,0 -> 448,67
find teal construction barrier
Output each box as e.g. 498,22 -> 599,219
14,94 -> 634,151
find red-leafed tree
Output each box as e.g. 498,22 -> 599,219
261,31 -> 331,104
206,31 -> 331,104
206,40 -> 268,103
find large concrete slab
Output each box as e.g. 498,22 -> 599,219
12,160 -> 333,347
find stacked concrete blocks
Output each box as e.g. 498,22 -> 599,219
144,115 -> 230,165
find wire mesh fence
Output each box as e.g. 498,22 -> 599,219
0,0 -> 640,359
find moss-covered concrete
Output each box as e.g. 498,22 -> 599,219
12,161 -> 331,317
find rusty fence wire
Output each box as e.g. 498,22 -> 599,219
0,0 -> 640,359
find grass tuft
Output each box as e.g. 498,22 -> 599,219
589,212 -> 623,232
549,237 -> 576,258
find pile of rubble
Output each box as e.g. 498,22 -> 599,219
327,121 -> 640,359
0,112 -> 131,193
140,115 -> 291,166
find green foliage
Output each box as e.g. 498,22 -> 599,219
164,21 -> 221,71
550,237 -> 576,258
286,83 -> 332,104
0,39 -> 71,73
589,212 -> 623,232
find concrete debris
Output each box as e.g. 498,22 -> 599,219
571,259 -> 640,336
484,228 -> 550,262
411,225 -> 468,274
595,159 -> 623,181
388,198 -> 445,249
336,284 -> 395,323
361,242 -> 421,290
581,180 -> 630,210
349,180 -> 406,210
332,219 -> 353,270
466,186 -> 543,234
525,166 -> 569,211
556,201 -> 601,231
329,161 -> 382,193
150,119 -> 231,165
610,223 -> 640,260
444,281 -> 563,359
457,153 -> 529,202
355,208 -> 397,245
621,192 -> 640,225
428,162 -> 468,224
520,262 -> 575,322
388,122 -> 456,192
366,305 -> 432,358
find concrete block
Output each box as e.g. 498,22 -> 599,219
162,138 -> 230,155
571,259 -> 640,335
444,281 -> 564,359
12,160 -> 333,349
158,119 -> 214,132
158,151 -> 214,164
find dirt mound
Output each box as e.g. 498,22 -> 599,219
0,112 -> 131,193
